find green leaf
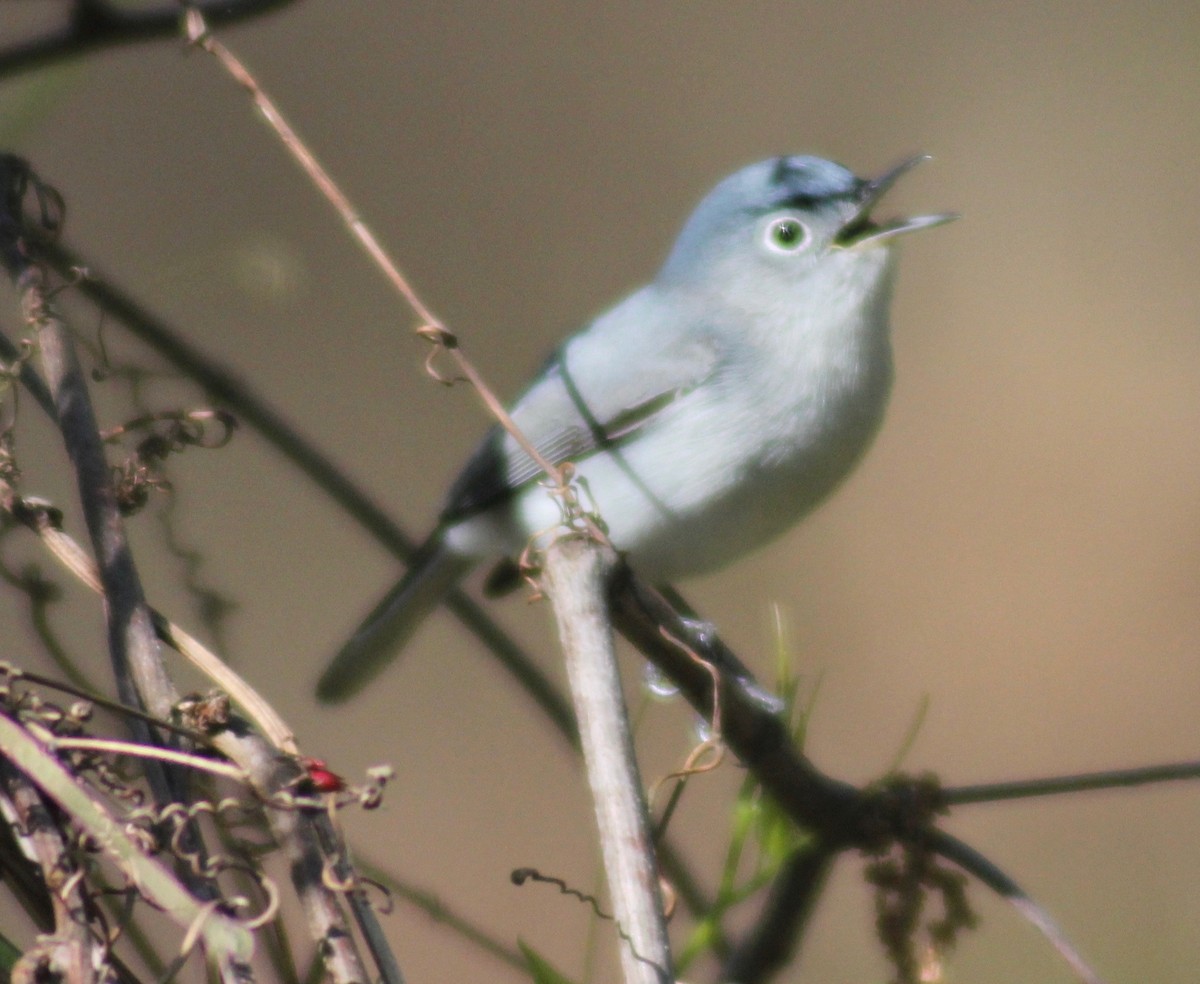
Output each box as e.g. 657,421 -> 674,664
517,940 -> 578,984
0,930 -> 21,984
0,65 -> 85,146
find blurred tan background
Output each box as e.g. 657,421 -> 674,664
1,3 -> 1198,982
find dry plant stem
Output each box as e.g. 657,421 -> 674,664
21,283 -> 256,984
0,469 -> 298,753
541,537 -> 673,984
0,712 -> 255,969
309,814 -> 407,984
0,784 -> 56,931
6,487 -> 381,982
185,12 -> 438,331
0,323 -> 56,418
190,15 -> 590,512
0,507 -> 381,979
48,737 -> 247,781
0,469 -> 380,982
0,759 -> 98,984
21,267 -> 180,769
207,734 -> 376,984
4,226 -> 369,976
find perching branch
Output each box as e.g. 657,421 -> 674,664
609,567 -> 861,838
541,536 -> 673,984
606,565 -> 1110,984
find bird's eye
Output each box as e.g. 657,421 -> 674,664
764,216 -> 808,253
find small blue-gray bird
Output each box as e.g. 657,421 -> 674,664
317,155 -> 954,702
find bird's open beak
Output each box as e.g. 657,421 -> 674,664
835,154 -> 958,249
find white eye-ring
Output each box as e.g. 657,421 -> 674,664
763,216 -> 809,253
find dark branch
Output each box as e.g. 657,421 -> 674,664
608,566 -> 1109,983
0,156 -> 174,733
39,237 -> 577,746
0,0 -> 301,81
608,566 -> 862,839
0,156 -> 258,984
928,830 -> 1105,984
0,323 -> 57,418
943,760 -> 1200,806
720,847 -> 836,984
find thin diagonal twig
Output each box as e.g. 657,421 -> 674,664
185,10 -> 612,548
943,761 -> 1200,806
927,829 -> 1105,984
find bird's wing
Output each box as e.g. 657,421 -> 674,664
441,299 -> 722,523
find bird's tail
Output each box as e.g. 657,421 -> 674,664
317,539 -> 473,703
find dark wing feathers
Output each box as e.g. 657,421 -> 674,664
440,337 -> 719,523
